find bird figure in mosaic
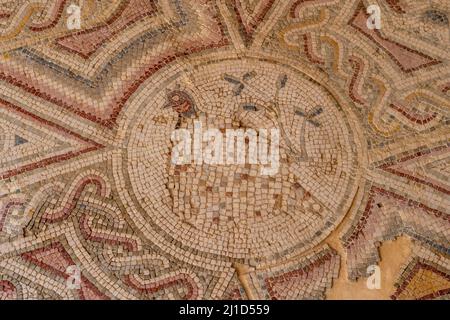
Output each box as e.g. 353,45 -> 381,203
164,90 -> 197,129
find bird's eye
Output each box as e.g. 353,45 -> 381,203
242,104 -> 258,111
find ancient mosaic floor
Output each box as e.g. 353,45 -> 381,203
0,0 -> 449,300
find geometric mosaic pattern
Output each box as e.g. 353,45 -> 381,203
0,0 -> 448,300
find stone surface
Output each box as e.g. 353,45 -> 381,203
0,0 -> 448,300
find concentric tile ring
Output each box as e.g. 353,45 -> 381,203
115,54 -> 362,263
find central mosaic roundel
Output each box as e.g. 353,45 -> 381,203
120,56 -> 360,262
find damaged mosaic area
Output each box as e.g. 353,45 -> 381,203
0,0 -> 449,300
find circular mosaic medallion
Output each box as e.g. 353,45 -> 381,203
116,55 -> 361,262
